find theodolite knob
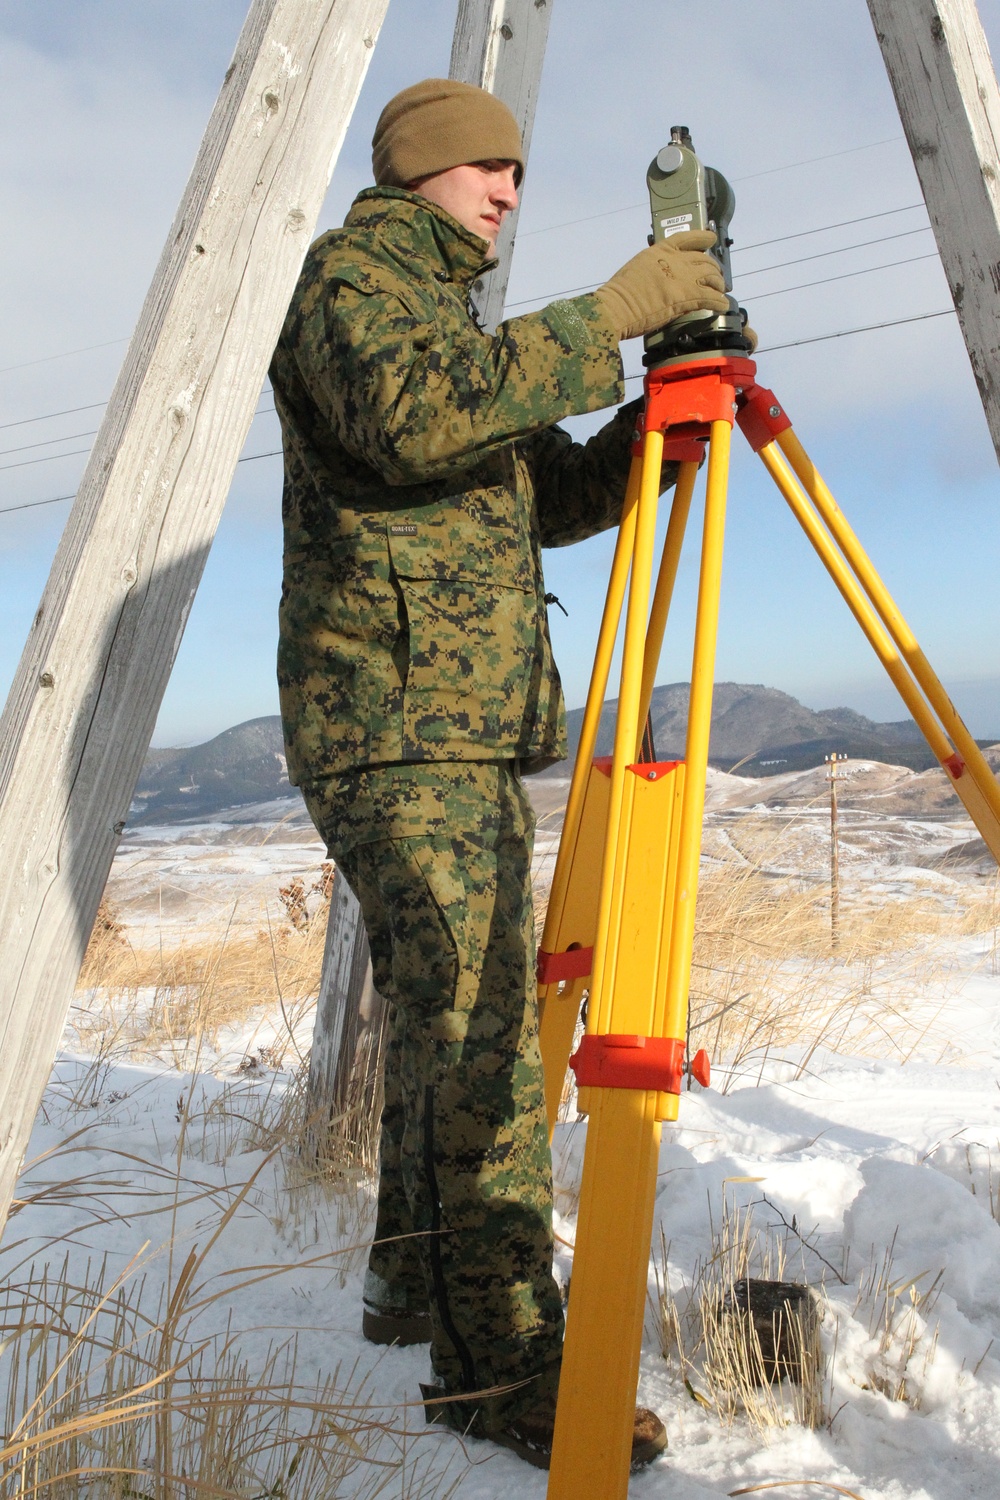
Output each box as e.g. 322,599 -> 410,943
655,144 -> 684,175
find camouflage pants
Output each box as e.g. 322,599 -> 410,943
302,762 -> 563,1433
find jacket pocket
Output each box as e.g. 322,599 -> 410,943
386,507 -> 539,755
385,489 -> 533,590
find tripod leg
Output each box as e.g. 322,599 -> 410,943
546,428 -> 667,1500
589,428 -> 665,1035
537,453 -> 641,980
776,428 -> 1000,831
656,422 -> 731,1117
757,439 -> 1000,863
548,424 -> 733,1500
636,458 -> 699,752
537,455 -> 643,1133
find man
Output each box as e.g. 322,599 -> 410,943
270,78 -> 728,1468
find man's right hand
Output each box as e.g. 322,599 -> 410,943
595,230 -> 730,341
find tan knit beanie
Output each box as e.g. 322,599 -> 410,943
372,78 -> 524,187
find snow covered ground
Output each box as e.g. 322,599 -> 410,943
11,768 -> 1000,1497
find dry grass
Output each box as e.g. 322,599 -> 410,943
1,1052 -> 458,1499
850,1238 -> 943,1409
0,1218 -> 458,1500
682,811 -> 1000,1086
75,875 -> 334,1070
651,1187 -> 826,1436
534,796 -> 1000,1096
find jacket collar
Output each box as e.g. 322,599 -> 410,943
345,187 -> 498,288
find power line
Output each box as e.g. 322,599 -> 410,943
0,444 -> 284,518
519,137 -> 907,239
737,134 -> 904,182
738,225 -> 932,278
0,203 -> 928,432
0,338 -> 128,377
0,492 -> 77,517
736,202 -> 925,254
756,305 -> 954,354
0,400 -> 107,433
748,251 -> 940,302
0,386 -> 276,438
0,445 -> 93,475
0,397 -> 278,473
506,239 -> 942,312
0,301 -> 958,520
618,305 -> 955,382
0,428 -> 99,460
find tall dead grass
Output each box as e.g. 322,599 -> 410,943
684,812 -> 999,1085
3,1044 -> 457,1498
75,874 -> 334,1069
0,1212 -> 457,1500
651,1188 -> 826,1434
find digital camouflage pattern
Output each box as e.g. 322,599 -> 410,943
302,762 -> 563,1434
270,186 -> 648,783
275,187 -> 680,1431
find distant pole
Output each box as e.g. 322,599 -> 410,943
825,753 -> 844,951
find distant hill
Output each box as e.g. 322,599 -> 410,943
133,717 -> 294,824
133,685 -> 996,824
563,681 -> 985,776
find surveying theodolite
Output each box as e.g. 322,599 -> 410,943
537,132 -> 1000,1499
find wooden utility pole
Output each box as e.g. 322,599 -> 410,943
451,0 -> 554,330
868,0 -> 1000,466
307,0 -> 555,1152
0,0 -> 390,1233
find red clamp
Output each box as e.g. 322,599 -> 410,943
632,354 -> 758,459
942,751 -> 965,781
569,1034 -> 711,1095
735,383 -> 793,453
537,946 -> 594,985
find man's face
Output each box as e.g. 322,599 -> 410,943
408,160 -> 519,253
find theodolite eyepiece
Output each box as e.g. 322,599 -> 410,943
643,127 -> 752,366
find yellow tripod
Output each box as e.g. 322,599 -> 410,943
538,351 -> 1000,1498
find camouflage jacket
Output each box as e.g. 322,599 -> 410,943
270,187 -> 638,784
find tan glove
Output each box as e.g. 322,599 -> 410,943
595,230 -> 730,341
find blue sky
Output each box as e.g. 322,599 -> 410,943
2,0 -> 1000,746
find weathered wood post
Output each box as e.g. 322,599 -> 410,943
452,0 -> 554,330
868,0 -> 1000,464
0,0 -> 391,1234
305,875 -> 386,1172
306,0 -> 554,1156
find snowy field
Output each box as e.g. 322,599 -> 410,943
9,761 -> 1000,1498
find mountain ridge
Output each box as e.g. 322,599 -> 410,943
133,685 -> 994,823
563,681 -> 950,776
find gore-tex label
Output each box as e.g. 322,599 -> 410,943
390,524 -> 418,535
660,213 -> 693,228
